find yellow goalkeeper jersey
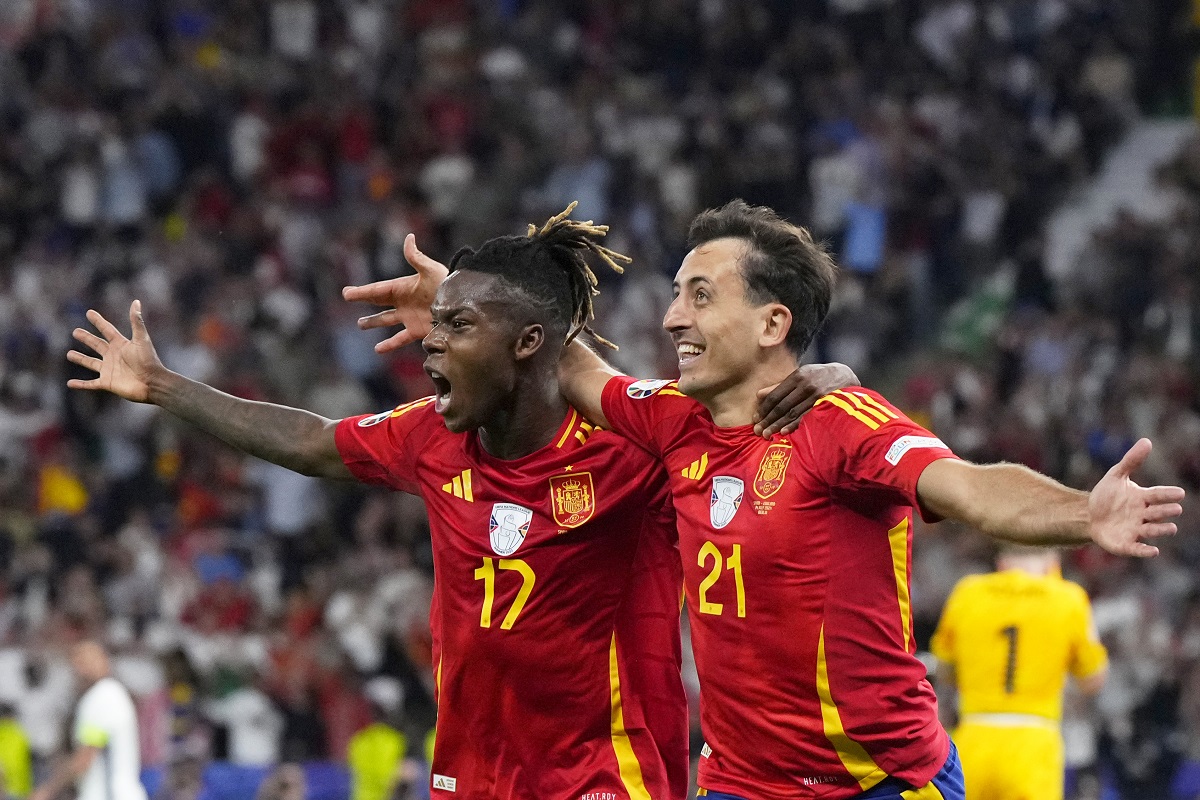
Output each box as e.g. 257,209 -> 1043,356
930,569 -> 1107,722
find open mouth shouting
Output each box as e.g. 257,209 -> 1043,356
426,368 -> 453,414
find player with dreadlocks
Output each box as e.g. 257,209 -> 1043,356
68,207 -> 691,799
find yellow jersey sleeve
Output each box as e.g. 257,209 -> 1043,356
1068,587 -> 1108,680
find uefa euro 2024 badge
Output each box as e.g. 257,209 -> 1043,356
489,503 -> 533,556
625,379 -> 672,399
710,477 -> 744,529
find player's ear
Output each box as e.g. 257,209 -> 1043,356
759,303 -> 792,349
513,323 -> 545,361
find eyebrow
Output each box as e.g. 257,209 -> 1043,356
672,275 -> 713,291
430,304 -> 473,318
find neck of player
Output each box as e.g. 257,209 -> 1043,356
705,353 -> 799,428
478,372 -> 571,460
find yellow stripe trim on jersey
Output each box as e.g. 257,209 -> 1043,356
835,390 -> 894,424
658,389 -> 687,397
850,391 -> 898,420
815,395 -> 880,430
609,634 -> 652,800
901,781 -> 946,800
888,518 -> 912,652
391,396 -> 436,417
816,626 -> 889,792
556,408 -> 579,449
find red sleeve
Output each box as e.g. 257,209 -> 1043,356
600,376 -> 698,458
334,396 -> 439,494
800,387 -> 959,521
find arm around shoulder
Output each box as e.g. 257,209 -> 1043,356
558,338 -> 624,429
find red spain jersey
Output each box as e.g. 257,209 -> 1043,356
336,399 -> 687,800
602,378 -> 960,800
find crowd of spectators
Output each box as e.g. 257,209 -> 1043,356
0,0 -> 1197,797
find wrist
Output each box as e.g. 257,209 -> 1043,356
145,366 -> 183,406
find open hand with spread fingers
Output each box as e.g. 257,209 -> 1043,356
66,300 -> 167,403
342,233 -> 449,353
1089,438 -> 1186,557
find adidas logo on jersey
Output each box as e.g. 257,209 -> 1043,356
682,453 -> 709,481
442,470 -> 474,501
432,774 -> 457,792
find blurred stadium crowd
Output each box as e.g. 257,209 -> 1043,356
0,0 -> 1197,797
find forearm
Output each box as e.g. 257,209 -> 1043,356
920,460 -> 1091,546
558,339 -> 624,428
148,369 -> 350,479
969,463 -> 1090,545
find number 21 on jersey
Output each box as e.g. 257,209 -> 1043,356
697,541 -> 746,617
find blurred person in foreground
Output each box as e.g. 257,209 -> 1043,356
358,200 -> 1186,800
30,641 -> 147,800
0,703 -> 32,799
930,547 -> 1108,800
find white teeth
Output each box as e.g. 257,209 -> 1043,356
677,344 -> 703,356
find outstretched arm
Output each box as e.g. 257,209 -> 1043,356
917,439 -> 1185,557
67,302 -> 351,479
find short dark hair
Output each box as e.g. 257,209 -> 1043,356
688,200 -> 838,358
448,203 -> 629,349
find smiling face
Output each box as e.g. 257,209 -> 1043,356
422,270 -> 542,433
664,237 -> 791,404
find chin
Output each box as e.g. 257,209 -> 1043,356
439,410 -> 472,434
675,372 -> 707,399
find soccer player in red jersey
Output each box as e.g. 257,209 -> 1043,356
557,202 -> 1186,800
65,212 -> 709,800
352,201 -> 1187,800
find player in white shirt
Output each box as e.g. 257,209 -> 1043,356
31,641 -> 148,800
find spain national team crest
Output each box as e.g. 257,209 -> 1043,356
489,503 -> 533,556
710,476 -> 744,529
753,441 -> 793,499
549,472 -> 596,528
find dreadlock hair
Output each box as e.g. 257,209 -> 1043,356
447,201 -> 630,349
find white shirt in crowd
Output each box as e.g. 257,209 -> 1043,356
74,677 -> 148,800
206,686 -> 284,765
